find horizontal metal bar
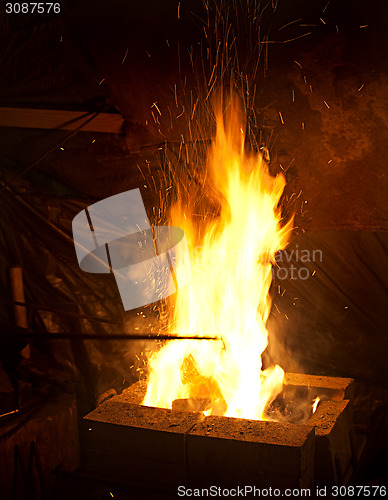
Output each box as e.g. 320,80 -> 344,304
1,331 -> 220,341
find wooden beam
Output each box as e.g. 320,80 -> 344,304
0,107 -> 124,134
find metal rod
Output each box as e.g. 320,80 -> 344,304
2,331 -> 220,341
0,409 -> 19,419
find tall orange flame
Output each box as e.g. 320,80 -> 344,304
143,97 -> 293,420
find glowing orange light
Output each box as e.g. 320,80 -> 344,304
143,96 -> 293,420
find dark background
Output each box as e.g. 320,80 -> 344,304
0,0 -> 387,418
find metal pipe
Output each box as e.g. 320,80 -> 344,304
1,331 -> 220,341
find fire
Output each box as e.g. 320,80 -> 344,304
143,96 -> 293,420
312,397 -> 320,414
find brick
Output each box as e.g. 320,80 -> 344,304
308,400 -> 353,485
83,397 -> 316,488
284,373 -> 354,401
84,401 -> 201,463
187,415 -> 315,488
82,400 -> 202,487
82,373 -> 356,489
114,380 -> 147,405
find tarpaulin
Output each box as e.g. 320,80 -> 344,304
0,165 -> 160,411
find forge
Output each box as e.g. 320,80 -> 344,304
82,373 -> 360,490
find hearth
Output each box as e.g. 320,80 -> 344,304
82,373 -> 360,491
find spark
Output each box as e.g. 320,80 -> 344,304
205,78 -> 217,101
278,18 -> 302,31
320,18 -> 326,25
312,397 -> 320,413
328,159 -> 332,164
166,39 -> 170,47
279,111 -> 284,124
323,100 -> 330,109
283,32 -> 311,43
176,107 -> 185,118
137,165 -> 146,180
312,270 -> 316,276
360,25 -> 368,28
261,32 -> 311,44
301,122 -> 305,130
146,50 -> 151,57
358,83 -> 365,92
121,48 -> 128,64
174,84 -> 178,107
292,89 -> 295,102
191,98 -> 199,120
322,0 -> 331,13
98,78 -> 105,85
177,1 -> 180,19
151,102 -> 162,116
207,64 -> 216,87
294,60 -> 302,68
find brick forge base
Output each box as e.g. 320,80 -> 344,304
82,374 -> 356,491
